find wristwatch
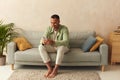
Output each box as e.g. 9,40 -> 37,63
42,43 -> 44,45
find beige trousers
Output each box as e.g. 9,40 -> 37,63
38,44 -> 69,65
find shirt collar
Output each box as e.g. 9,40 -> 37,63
51,24 -> 61,33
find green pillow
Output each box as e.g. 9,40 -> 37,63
82,36 -> 96,52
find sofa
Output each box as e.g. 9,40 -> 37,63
7,30 -> 108,71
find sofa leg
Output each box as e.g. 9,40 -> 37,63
101,65 -> 105,72
11,64 -> 14,70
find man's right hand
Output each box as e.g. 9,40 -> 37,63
43,39 -> 55,45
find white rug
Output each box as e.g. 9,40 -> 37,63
8,69 -> 101,80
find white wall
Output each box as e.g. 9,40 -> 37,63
0,0 -> 120,41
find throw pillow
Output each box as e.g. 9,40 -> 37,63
82,36 -> 96,52
13,37 -> 32,51
90,36 -> 104,52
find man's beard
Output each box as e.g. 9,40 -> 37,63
53,26 -> 59,31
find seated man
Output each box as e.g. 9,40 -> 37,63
39,14 -> 69,78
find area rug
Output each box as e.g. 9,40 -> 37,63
8,69 -> 101,80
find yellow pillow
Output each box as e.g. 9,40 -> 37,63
90,36 -> 104,52
13,37 -> 32,51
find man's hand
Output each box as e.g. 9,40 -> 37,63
43,39 -> 55,45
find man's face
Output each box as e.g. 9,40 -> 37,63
50,18 -> 60,29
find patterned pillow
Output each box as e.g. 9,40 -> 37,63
82,36 -> 96,52
90,36 -> 104,52
13,37 -> 32,51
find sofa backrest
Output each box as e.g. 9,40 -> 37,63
69,31 -> 96,48
20,30 -> 96,48
20,31 -> 44,48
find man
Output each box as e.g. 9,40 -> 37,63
39,14 -> 69,78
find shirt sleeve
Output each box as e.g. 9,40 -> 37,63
39,27 -> 50,44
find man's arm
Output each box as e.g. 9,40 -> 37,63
40,27 -> 50,44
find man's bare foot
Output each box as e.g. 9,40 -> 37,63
44,61 -> 52,77
48,68 -> 58,78
44,69 -> 52,77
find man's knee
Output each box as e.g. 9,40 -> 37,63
57,46 -> 69,53
38,44 -> 45,51
57,46 -> 66,53
58,46 -> 64,49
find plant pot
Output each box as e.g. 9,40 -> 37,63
0,55 -> 6,66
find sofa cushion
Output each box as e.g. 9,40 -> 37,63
62,48 -> 100,62
82,36 -> 96,52
15,48 -> 42,62
14,37 -> 32,51
15,48 -> 100,62
90,36 -> 104,51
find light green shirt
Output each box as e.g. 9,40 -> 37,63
43,25 -> 69,48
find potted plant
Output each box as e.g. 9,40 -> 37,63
0,21 -> 17,65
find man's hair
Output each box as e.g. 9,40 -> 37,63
51,14 -> 60,19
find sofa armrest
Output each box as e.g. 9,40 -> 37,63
99,43 -> 108,65
7,42 -> 17,64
